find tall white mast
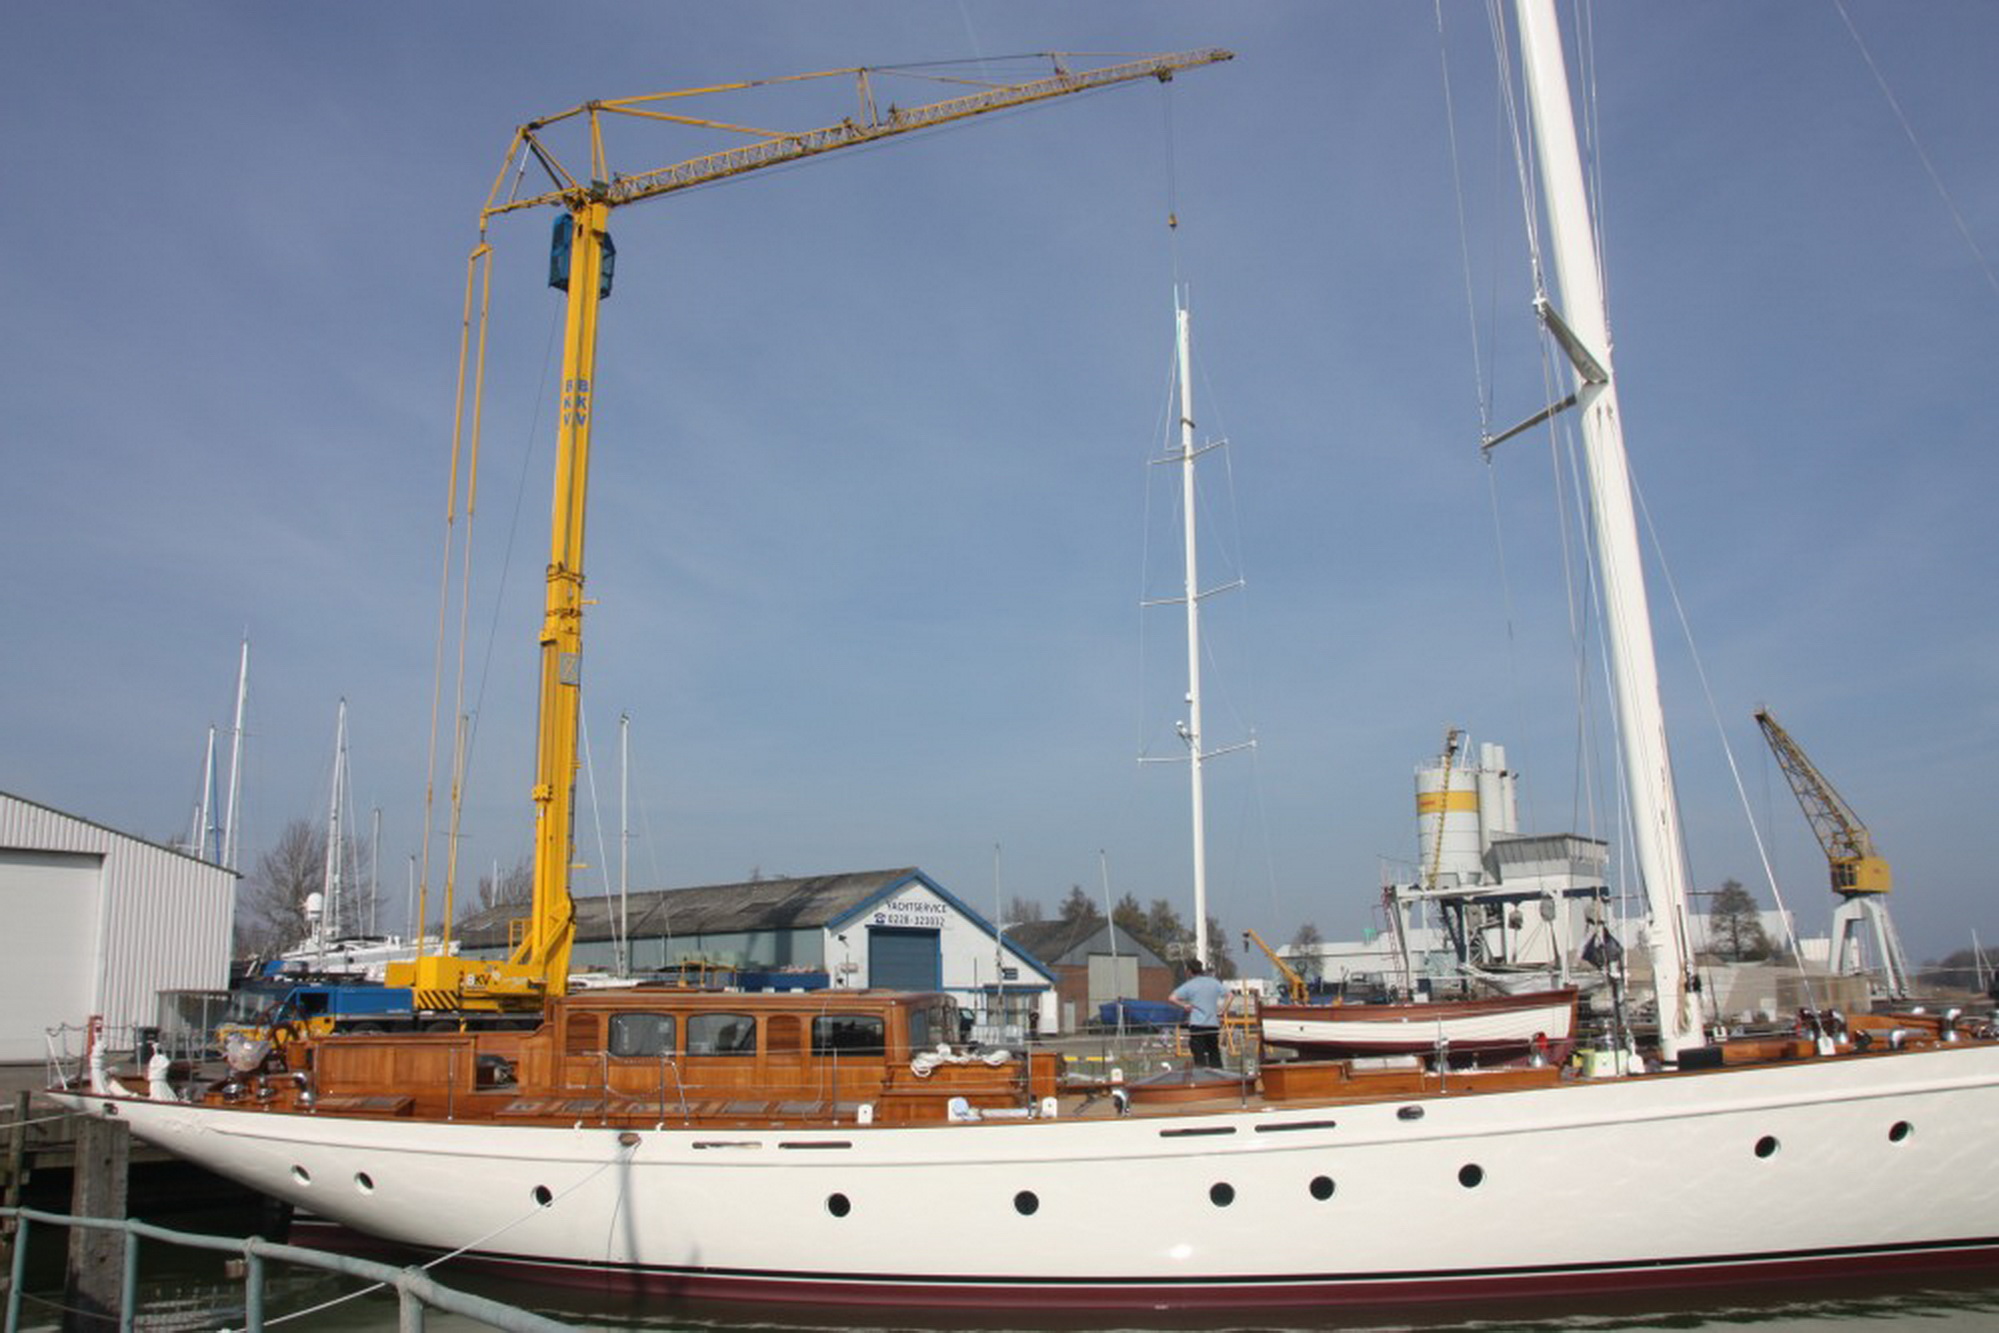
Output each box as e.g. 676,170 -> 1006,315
221,636 -> 250,872
320,698 -> 350,955
1146,290 -> 1251,965
1174,294 -> 1212,967
1516,0 -> 1699,1058
618,711 -> 631,978
192,726 -> 219,860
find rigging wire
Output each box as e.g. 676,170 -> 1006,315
1570,0 -> 1616,343
578,707 -> 623,971
1833,0 -> 1999,304
1436,0 -> 1495,435
418,240 -> 492,948
1442,0 -> 1545,836
1483,0 -> 1641,965
422,219 -> 566,942
1626,469 -> 1819,1012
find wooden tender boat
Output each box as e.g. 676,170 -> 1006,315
1256,986 -> 1579,1064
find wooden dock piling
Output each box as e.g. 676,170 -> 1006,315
62,1114 -> 127,1333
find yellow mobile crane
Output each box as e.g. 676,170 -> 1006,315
1753,707 -> 1913,998
389,50 -> 1234,1012
1242,928 -> 1310,1004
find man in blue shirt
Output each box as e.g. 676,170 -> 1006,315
1169,958 -> 1227,1069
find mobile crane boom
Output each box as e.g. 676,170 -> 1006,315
394,50 -> 1233,1010
1243,928 -> 1309,1004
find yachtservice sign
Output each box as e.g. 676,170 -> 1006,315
868,894 -> 948,930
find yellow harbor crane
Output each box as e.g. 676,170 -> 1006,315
388,49 -> 1235,1012
1753,707 -> 1913,999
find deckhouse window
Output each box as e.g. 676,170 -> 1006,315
906,1001 -> 958,1052
687,1013 -> 757,1056
608,1012 -> 676,1058
812,1015 -> 885,1056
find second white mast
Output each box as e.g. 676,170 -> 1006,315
1175,295 -> 1210,966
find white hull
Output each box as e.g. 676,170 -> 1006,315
55,1045 -> 1999,1307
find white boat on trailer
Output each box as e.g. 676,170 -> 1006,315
1256,986 -> 1579,1064
51,8 -> 1999,1314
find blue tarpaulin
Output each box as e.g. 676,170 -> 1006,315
1096,999 -> 1181,1029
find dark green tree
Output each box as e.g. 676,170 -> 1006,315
1707,879 -> 1772,962
1289,921 -> 1326,982
1057,885 -> 1105,930
1205,915 -> 1236,980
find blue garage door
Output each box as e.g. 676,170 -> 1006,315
868,927 -> 941,991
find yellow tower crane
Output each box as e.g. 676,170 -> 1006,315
1752,707 -> 1913,999
389,49 -> 1234,1012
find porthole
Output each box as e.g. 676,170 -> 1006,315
1014,1190 -> 1039,1216
1888,1121 -> 1913,1143
1308,1175 -> 1336,1202
1458,1164 -> 1484,1188
354,1172 -> 374,1194
1397,1105 -> 1425,1122
1754,1136 -> 1779,1159
827,1193 -> 852,1218
1209,1182 -> 1235,1208
290,1165 -> 311,1186
531,1185 -> 553,1207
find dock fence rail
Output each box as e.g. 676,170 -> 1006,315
2,1206 -> 569,1333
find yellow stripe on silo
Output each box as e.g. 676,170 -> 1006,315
1416,790 -> 1480,815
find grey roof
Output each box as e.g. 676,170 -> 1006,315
456,867 -> 929,950
1006,918 -> 1168,971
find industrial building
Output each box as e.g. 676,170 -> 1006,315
454,867 -> 1059,1037
0,792 -> 236,1063
1003,918 -> 1174,1032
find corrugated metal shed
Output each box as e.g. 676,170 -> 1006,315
0,791 -> 235,1060
1006,919 -> 1169,971
456,867 -> 928,951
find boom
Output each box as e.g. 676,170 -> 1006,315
481,51 -> 1235,222
397,50 -> 1233,1010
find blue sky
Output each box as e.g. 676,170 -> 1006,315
4,3 -> 1994,970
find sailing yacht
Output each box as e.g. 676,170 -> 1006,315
53,4 -> 1999,1310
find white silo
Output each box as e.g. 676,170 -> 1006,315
1475,742 -> 1519,842
1415,737 -> 1523,887
1415,736 -> 1485,888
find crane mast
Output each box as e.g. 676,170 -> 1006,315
1753,707 -> 1912,998
395,49 -> 1233,1010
